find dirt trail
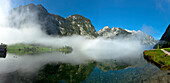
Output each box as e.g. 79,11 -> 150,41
161,49 -> 170,56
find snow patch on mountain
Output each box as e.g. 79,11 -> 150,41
98,26 -> 156,45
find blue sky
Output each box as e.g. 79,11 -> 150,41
12,0 -> 170,40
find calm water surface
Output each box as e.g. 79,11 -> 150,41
0,48 -> 169,83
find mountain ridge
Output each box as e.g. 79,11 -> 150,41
98,26 -> 156,45
8,3 -> 97,37
8,3 -> 156,45
161,24 -> 170,42
154,24 -> 170,48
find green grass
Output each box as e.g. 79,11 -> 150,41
7,43 -> 72,55
163,48 -> 170,52
143,49 -> 170,70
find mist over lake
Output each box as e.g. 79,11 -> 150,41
0,0 -> 169,83
0,45 -> 169,83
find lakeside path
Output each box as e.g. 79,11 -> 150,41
161,49 -> 170,56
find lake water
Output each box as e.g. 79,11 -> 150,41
0,48 -> 169,83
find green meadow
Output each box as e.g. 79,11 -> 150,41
143,49 -> 170,70
7,43 -> 72,55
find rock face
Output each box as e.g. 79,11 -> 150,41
154,24 -> 170,48
161,24 -> 170,42
8,4 -> 97,37
8,3 -> 156,45
8,4 -> 61,35
129,30 -> 156,45
98,26 -> 156,45
98,26 -> 131,38
65,15 -> 97,36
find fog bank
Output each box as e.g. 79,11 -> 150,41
0,0 -> 149,75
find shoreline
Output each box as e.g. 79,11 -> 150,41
143,50 -> 170,70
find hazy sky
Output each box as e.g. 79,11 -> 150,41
11,0 -> 170,40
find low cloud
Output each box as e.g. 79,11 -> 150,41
0,37 -> 145,74
141,24 -> 155,35
0,25 -> 147,74
0,0 -> 149,75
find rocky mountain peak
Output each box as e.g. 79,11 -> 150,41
97,26 -> 131,39
137,30 -> 142,33
111,27 -> 116,31
103,26 -> 110,29
125,29 -> 136,33
103,26 -> 111,31
65,14 -> 96,36
8,4 -> 97,37
24,3 -> 36,7
12,3 -> 48,15
8,3 -> 156,45
9,3 -> 61,35
98,26 -> 155,45
66,14 -> 91,23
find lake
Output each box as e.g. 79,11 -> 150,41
0,47 -> 169,83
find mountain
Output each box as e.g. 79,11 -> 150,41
127,29 -> 156,45
98,26 -> 131,38
8,4 -> 61,35
8,4 -> 97,37
154,24 -> 170,48
161,24 -> 170,42
98,26 -> 156,45
65,15 -> 97,36
8,3 -> 156,45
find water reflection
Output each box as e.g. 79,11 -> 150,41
35,62 -> 96,83
0,49 -> 169,83
0,44 -> 7,58
82,64 -> 170,83
0,52 -> 6,58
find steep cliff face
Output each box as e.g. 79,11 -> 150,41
161,24 -> 170,42
8,4 -> 97,37
59,14 -> 97,36
154,24 -> 170,48
8,4 -> 61,35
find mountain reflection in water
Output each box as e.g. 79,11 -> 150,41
0,49 -> 169,83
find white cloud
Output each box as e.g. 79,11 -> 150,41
0,0 -> 150,75
141,24 -> 154,35
0,0 -> 11,25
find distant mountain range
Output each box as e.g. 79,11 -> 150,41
98,26 -> 131,38
8,4 -> 156,45
98,26 -> 156,45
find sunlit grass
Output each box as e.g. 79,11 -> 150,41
163,48 -> 170,52
143,49 -> 170,70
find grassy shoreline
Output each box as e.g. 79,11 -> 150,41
143,49 -> 170,70
7,43 -> 73,55
163,48 -> 170,52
